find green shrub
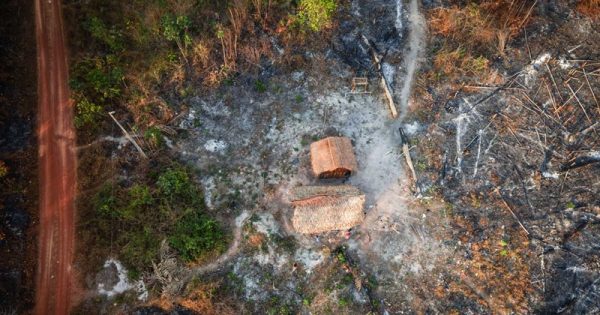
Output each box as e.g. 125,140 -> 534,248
71,57 -> 123,103
95,183 -> 118,217
120,184 -> 154,219
338,297 -> 349,307
161,14 -> 192,58
74,97 -> 103,128
89,165 -> 227,275
144,126 -> 164,147
295,0 -> 337,32
157,167 -> 198,204
86,16 -> 125,52
121,227 -> 160,277
169,210 -> 227,261
271,234 -> 296,254
254,80 -> 267,93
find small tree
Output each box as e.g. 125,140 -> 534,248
161,15 -> 193,62
295,0 -> 337,32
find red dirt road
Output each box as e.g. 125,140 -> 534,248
34,0 -> 76,314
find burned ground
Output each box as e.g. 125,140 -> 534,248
0,0 -> 38,313
406,1 -> 600,312
38,0 -> 600,314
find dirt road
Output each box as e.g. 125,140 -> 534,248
34,0 -> 76,314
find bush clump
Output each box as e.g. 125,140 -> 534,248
169,211 -> 227,261
70,56 -> 124,129
294,0 -> 337,32
90,164 -> 227,277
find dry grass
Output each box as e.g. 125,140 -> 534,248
147,282 -> 236,315
426,1 -> 534,87
429,1 -> 535,56
446,214 -> 533,313
178,282 -> 236,314
247,232 -> 266,248
192,40 -> 213,70
433,47 -> 490,77
577,0 -> 600,18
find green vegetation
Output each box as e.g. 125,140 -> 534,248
338,297 -> 349,307
254,79 -> 267,93
334,246 -> 348,263
170,211 -> 226,261
86,16 -> 125,52
70,56 -> 124,129
295,0 -> 337,32
66,0 -> 331,136
271,234 -> 296,254
144,126 -> 164,148
161,14 -> 192,59
90,164 -> 227,277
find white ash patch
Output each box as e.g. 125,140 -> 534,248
533,53 -> 552,67
195,98 -> 232,118
231,258 -> 276,301
254,244 -> 289,269
235,210 -> 251,227
294,248 -> 324,273
558,56 -> 574,70
395,0 -> 404,35
382,62 -> 396,87
101,136 -> 129,149
241,273 -> 262,300
179,108 -> 198,129
403,120 -> 421,135
409,261 -> 423,274
522,53 -> 551,86
163,136 -> 174,149
97,259 -> 148,301
252,212 -> 281,236
353,289 -> 369,304
542,171 -> 560,179
203,139 -> 227,153
134,280 -> 148,301
291,71 -> 305,82
200,176 -> 216,208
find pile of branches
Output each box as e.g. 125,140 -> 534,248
431,54 -> 600,313
488,57 -> 600,236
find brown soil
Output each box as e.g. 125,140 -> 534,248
34,0 -> 77,314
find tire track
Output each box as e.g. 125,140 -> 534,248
34,0 -> 76,313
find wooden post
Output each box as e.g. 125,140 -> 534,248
399,127 -> 420,194
362,35 -> 398,118
108,111 -> 148,159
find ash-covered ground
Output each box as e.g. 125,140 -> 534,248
87,0 -> 600,314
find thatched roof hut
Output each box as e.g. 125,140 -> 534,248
291,185 -> 365,234
310,137 -> 358,179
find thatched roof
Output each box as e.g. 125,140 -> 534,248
291,185 -> 365,234
310,137 -> 358,178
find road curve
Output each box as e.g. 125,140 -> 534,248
34,0 -> 76,314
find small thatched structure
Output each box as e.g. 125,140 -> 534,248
310,137 -> 358,179
291,185 -> 365,234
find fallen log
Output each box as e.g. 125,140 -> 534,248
108,111 -> 148,159
399,127 -> 420,194
560,151 -> 600,171
361,34 -> 398,118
